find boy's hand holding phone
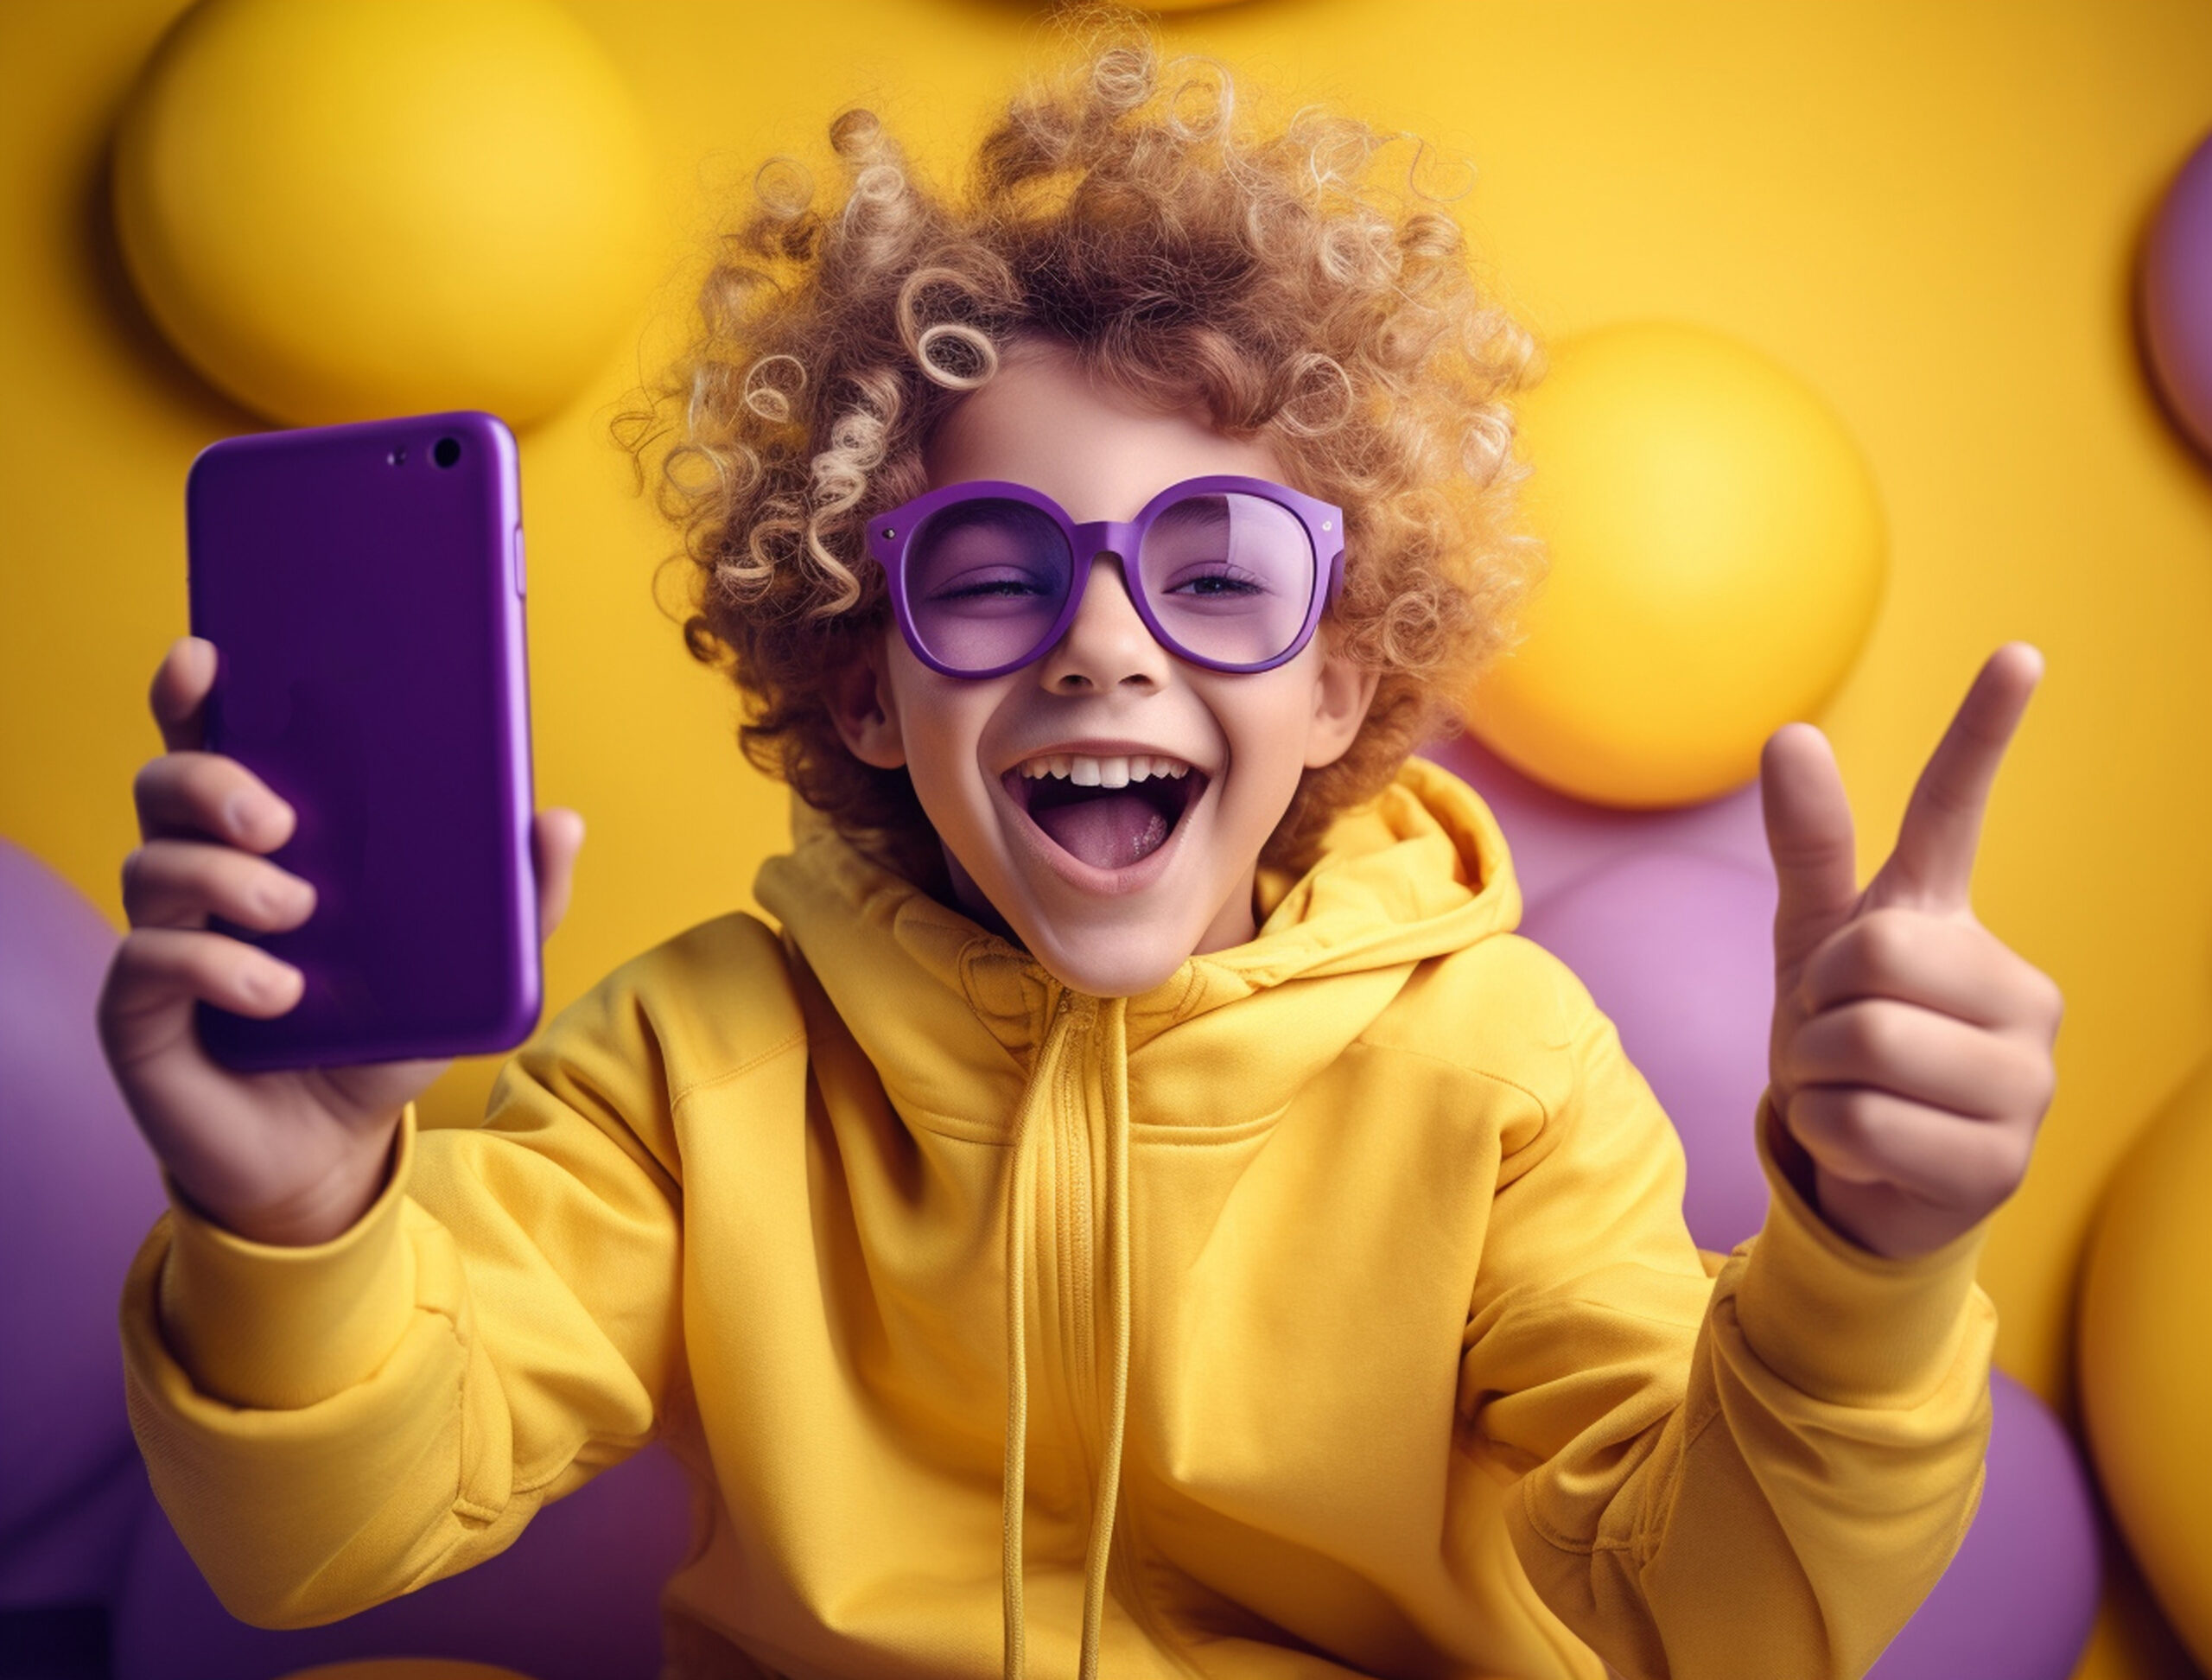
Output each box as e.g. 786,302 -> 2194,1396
98,637 -> 585,1248
1760,642 -> 2062,1259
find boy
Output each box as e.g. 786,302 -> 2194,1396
105,40 -> 2058,1680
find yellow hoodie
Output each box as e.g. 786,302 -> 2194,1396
122,760 -> 1993,1680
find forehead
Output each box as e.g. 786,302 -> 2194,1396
924,341 -> 1285,525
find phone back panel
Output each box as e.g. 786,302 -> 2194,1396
187,412 -> 538,1069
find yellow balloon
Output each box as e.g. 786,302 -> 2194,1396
2079,1056 -> 2212,1670
112,0 -> 653,429
1467,322 -> 1885,807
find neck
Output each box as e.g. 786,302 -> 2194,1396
939,843 -> 1262,963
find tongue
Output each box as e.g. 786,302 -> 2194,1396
1032,791 -> 1171,871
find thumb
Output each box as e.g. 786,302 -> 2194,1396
533,808 -> 586,939
1760,723 -> 1859,977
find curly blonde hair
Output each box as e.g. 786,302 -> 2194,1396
620,33 -> 1541,886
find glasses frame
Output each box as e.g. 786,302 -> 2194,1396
865,475 -> 1347,680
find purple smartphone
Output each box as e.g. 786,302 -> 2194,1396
186,411 -> 539,1071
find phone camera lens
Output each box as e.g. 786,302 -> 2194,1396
432,436 -> 462,469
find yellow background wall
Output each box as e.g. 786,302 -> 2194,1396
3,3 -> 2208,1675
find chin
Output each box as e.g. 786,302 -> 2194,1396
1024,921 -> 1194,1001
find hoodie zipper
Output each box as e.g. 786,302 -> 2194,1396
1009,989 -> 1200,1680
1039,989 -> 1096,1467
1065,997 -> 1205,1680
1058,1052 -> 1102,1475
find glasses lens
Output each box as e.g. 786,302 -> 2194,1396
906,500 -> 1072,673
1136,493 -> 1316,668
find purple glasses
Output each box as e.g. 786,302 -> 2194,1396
866,475 -> 1346,679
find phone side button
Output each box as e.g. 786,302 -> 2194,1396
512,527 -> 527,597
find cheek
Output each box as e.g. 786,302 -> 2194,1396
1218,677 -> 1323,796
880,675 -> 1003,818
906,733 -> 984,817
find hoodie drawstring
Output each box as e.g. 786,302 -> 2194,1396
1001,996 -> 1135,1680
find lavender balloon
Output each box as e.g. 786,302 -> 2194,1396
1518,848 -> 1777,1253
1869,1369 -> 2101,1679
1425,733 -> 1771,915
2145,129 -> 2212,460
114,1444 -> 694,1680
0,839 -> 164,1612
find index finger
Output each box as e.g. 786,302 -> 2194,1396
150,637 -> 217,754
1872,642 -> 2043,911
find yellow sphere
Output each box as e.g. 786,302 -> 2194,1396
2080,1056 -> 2212,1670
112,0 -> 653,429
1467,322 -> 1885,807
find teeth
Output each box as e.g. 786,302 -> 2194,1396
1015,752 -> 1193,783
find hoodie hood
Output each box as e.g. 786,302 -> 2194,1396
754,754 -> 1522,1092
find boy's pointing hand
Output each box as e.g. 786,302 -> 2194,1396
1758,644 -> 2062,1259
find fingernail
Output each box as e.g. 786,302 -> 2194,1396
257,879 -> 315,920
224,792 -> 259,840
249,964 -> 301,1006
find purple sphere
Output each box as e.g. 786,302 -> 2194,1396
1518,848 -> 1777,1252
1424,733 -> 1771,914
1869,1369 -> 2101,1680
113,1443 -> 694,1680
2145,129 -> 2212,459
0,839 -> 165,1611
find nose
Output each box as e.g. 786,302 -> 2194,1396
1035,554 -> 1170,694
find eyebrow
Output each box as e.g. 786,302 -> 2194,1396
930,500 -> 1058,539
1148,497 -> 1230,534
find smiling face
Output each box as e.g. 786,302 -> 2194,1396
830,340 -> 1378,997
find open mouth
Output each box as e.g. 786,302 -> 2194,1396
1002,753 -> 1208,873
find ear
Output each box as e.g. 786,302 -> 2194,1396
1302,646 -> 1381,770
826,633 -> 907,770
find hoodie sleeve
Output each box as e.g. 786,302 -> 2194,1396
115,926 -> 758,1630
1462,976 -> 1993,1680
